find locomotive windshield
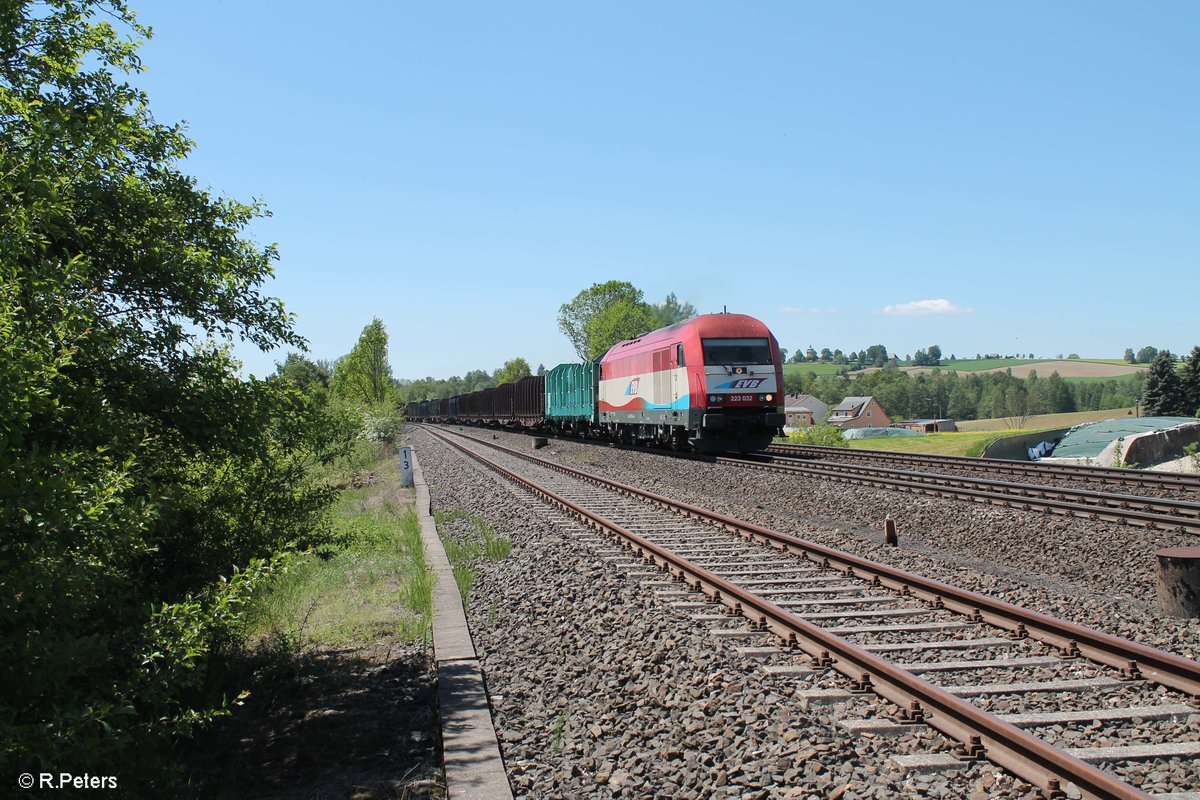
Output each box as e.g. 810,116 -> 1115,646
701,337 -> 772,365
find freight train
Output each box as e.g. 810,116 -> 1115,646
405,312 -> 786,453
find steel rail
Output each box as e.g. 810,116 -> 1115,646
768,443 -> 1200,491
425,426 -> 1200,699
424,426 -> 1172,800
720,453 -> 1200,534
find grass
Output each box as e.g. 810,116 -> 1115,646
844,430 -> 1020,457
914,358 -> 1039,371
249,460 -> 432,648
436,510 -> 512,602
956,407 -> 1137,432
782,362 -> 853,380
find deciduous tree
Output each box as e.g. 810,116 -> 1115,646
275,352 -> 331,392
653,292 -> 697,327
558,281 -> 658,360
332,318 -> 394,404
495,357 -> 532,385
1,0 -> 348,773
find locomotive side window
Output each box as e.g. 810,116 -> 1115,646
676,343 -> 685,367
701,338 -> 771,365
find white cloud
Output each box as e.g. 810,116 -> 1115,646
780,307 -> 839,315
880,298 -> 973,316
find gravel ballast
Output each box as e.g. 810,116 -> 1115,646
413,426 -> 1139,799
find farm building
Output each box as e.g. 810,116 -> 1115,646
828,396 -> 891,429
896,418 -> 957,433
784,394 -> 829,430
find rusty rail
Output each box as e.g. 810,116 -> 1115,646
768,443 -> 1200,493
423,426 -> 1186,799
720,453 -> 1200,534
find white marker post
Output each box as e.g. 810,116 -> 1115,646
399,446 -> 414,488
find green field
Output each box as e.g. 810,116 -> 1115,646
844,430 -> 1020,457
900,357 -> 1132,372
782,362 -> 853,378
916,358 -> 1039,371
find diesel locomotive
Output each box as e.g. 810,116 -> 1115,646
405,312 -> 786,453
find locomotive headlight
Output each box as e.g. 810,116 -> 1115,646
708,394 -> 717,403
765,393 -> 774,402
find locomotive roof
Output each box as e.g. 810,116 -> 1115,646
600,313 -> 773,360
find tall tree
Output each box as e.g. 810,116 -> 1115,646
1142,350 -> 1184,416
558,281 -> 657,360
1136,345 -> 1159,364
584,298 -> 658,360
332,318 -> 393,403
928,344 -> 942,364
1123,348 -> 1136,364
653,292 -> 697,327
864,344 -> 889,366
495,357 -> 532,385
275,352 -> 331,392
1183,346 -> 1200,416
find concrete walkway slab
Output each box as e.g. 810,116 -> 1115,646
412,451 -> 514,800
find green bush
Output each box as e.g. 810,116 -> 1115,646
361,402 -> 405,443
0,2 -> 358,782
787,424 -> 850,447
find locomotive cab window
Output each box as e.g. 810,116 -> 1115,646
701,338 -> 771,365
676,343 -> 685,367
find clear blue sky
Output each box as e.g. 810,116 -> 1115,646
134,1 -> 1198,378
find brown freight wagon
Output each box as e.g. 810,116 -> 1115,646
495,383 -> 516,423
514,375 -> 545,426
459,390 -> 481,421
478,387 -> 496,422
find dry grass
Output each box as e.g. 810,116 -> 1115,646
956,407 -> 1137,432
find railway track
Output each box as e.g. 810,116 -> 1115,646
767,443 -> 1200,497
435,423 -> 1200,535
423,425 -> 1200,800
718,452 -> 1200,536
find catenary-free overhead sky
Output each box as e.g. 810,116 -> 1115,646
134,1 -> 1198,378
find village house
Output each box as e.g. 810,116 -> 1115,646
783,394 -> 829,430
828,396 -> 891,429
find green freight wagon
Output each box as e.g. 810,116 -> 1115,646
545,362 -> 599,429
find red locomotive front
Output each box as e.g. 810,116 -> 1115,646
598,312 -> 784,452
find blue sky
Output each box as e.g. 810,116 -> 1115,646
134,1 -> 1198,378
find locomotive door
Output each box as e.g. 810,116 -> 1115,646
672,343 -> 685,411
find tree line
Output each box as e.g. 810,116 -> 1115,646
786,351 -> 1200,423
387,282 -> 698,400
279,341 -> 541,407
786,368 -> 1148,423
